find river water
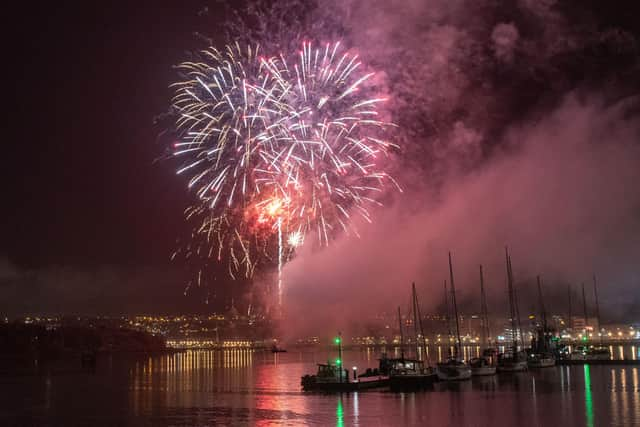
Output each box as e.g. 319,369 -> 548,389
1,347 -> 640,426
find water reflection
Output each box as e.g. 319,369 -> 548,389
584,365 -> 594,427
336,396 -> 344,427
353,391 -> 359,424
7,347 -> 640,425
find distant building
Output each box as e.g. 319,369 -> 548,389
570,316 -> 599,332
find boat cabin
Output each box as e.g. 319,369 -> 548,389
314,363 -> 347,383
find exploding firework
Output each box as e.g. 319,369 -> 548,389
170,40 -> 399,299
171,42 -> 285,279
259,41 -> 400,246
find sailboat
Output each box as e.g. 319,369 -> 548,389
436,252 -> 472,381
569,283 -> 591,360
443,279 -> 453,357
389,284 -> 438,390
585,275 -> 611,361
527,276 -> 555,368
497,248 -> 528,373
470,265 -> 497,376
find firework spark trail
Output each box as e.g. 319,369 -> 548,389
259,41 -> 400,246
171,43 -> 285,279
170,40 -> 400,299
277,217 -> 283,308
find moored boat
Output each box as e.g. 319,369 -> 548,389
585,276 -> 611,361
470,356 -> 497,376
437,357 -> 472,380
389,285 -> 438,390
301,362 -> 389,391
527,352 -> 556,368
436,252 -> 471,381
498,248 -> 528,373
570,345 -> 588,360
302,333 -> 390,392
586,346 -> 611,360
497,350 -> 528,372
527,276 -> 557,369
390,358 -> 438,390
472,265 -> 497,376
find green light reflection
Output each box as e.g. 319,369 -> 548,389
584,365 -> 594,427
336,396 -> 344,427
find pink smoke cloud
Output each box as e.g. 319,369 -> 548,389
281,94 -> 640,338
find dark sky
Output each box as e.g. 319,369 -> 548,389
4,3 -> 205,268
2,1 -> 640,318
1,2 -> 228,314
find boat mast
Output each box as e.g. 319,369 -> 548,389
593,275 -> 603,345
412,283 -> 420,359
513,282 -> 524,351
567,285 -> 573,334
582,282 -> 589,340
414,284 -> 430,366
537,275 -> 548,351
448,252 -> 463,360
479,264 -> 491,349
505,247 -> 518,353
444,279 -> 452,355
398,306 -> 405,359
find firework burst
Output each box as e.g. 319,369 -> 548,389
171,42 -> 284,278
260,41 -> 400,246
169,40 -> 399,299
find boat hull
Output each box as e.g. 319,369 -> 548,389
436,364 -> 472,381
528,358 -> 555,368
497,361 -> 528,372
301,376 -> 389,392
471,366 -> 497,376
470,357 -> 496,376
586,351 -> 611,361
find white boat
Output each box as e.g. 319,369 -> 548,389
498,250 -> 528,373
585,278 -> 611,361
470,357 -> 497,376
497,350 -> 528,372
527,353 -> 556,368
437,358 -> 472,380
472,266 -> 497,376
437,253 -> 472,381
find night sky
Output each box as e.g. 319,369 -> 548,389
2,1 -> 640,317
5,3 -> 206,268
2,2 -> 225,313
